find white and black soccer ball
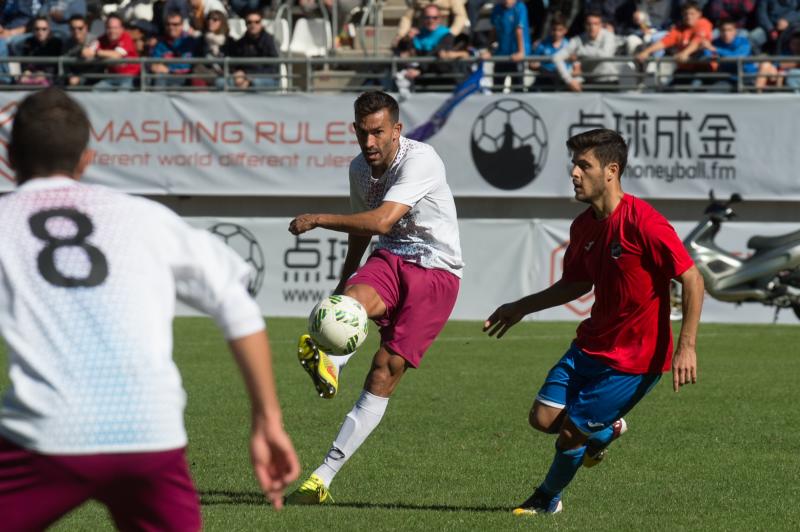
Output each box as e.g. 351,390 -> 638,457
308,295 -> 368,355
208,223 -> 265,297
470,98 -> 548,190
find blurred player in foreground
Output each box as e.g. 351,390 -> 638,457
286,91 -> 463,504
0,88 -> 299,529
484,128 -> 704,516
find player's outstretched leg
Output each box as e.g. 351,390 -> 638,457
583,418 -> 627,468
297,334 -> 339,399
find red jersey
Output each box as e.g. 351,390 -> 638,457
562,195 -> 693,374
98,31 -> 140,76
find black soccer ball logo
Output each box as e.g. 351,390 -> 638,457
208,223 -> 265,297
470,99 -> 548,190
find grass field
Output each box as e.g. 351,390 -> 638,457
2,318 -> 800,531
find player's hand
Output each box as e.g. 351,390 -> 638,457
288,214 -> 318,235
567,79 -> 582,92
483,302 -> 525,338
249,416 -> 300,509
671,346 -> 697,392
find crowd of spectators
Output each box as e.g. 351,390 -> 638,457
0,0 -> 281,88
391,0 -> 800,92
0,0 -> 797,91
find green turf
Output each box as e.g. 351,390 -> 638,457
2,319 -> 799,531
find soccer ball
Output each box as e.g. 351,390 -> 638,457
308,295 -> 369,355
208,223 -> 265,297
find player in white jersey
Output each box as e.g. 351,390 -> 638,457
286,91 -> 463,504
0,88 -> 299,529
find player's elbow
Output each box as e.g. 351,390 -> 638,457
373,217 -> 396,236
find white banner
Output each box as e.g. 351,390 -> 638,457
181,217 -> 800,324
1,93 -> 798,200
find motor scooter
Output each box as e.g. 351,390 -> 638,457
677,192 -> 800,321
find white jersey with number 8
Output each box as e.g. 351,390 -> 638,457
0,177 -> 265,454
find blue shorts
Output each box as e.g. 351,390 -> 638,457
536,344 -> 661,435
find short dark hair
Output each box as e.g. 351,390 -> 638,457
353,91 -> 399,123
584,8 -> 604,22
682,0 -> 702,13
31,15 -> 49,29
243,8 -> 262,20
550,12 -> 567,28
718,17 -> 737,28
9,88 -> 91,184
106,13 -> 124,26
566,128 -> 628,177
68,14 -> 86,24
166,10 -> 183,21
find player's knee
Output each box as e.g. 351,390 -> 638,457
529,409 -> 558,433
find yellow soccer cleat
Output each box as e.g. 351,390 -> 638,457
512,489 -> 563,516
285,474 -> 334,505
297,334 -> 338,399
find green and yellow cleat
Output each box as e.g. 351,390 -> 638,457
297,334 -> 338,399
285,474 -> 334,505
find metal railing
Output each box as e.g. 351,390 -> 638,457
2,55 -> 799,93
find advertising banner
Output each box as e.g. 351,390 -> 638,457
1,93 -> 798,200
182,217 -> 800,324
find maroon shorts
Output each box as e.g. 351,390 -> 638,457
0,437 -> 201,531
346,249 -> 460,367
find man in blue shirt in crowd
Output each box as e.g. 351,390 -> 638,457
701,18 -> 758,90
490,0 -> 531,91
530,12 -> 569,88
151,11 -> 199,88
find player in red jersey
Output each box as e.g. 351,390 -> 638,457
483,128 -> 704,516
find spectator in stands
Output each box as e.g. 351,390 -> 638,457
700,18 -> 758,89
752,0 -> 799,53
194,9 -> 229,85
226,9 -> 278,89
396,0 -> 468,43
636,1 -> 713,82
64,14 -> 102,86
18,16 -> 62,86
703,0 -> 756,30
83,13 -> 141,90
529,12 -> 571,88
553,10 -> 619,92
394,4 -> 456,91
490,0 -> 532,91
151,11 -> 199,88
40,0 -> 87,42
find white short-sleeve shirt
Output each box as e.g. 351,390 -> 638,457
349,136 -> 464,277
0,177 -> 264,454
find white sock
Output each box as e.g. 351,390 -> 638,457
331,352 -> 355,373
313,390 -> 389,488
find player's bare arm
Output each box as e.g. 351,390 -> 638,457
289,200 -> 410,236
229,331 -> 300,508
333,234 -> 372,294
672,265 -> 704,392
483,279 -> 593,338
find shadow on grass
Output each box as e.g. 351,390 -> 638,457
200,491 -> 508,513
